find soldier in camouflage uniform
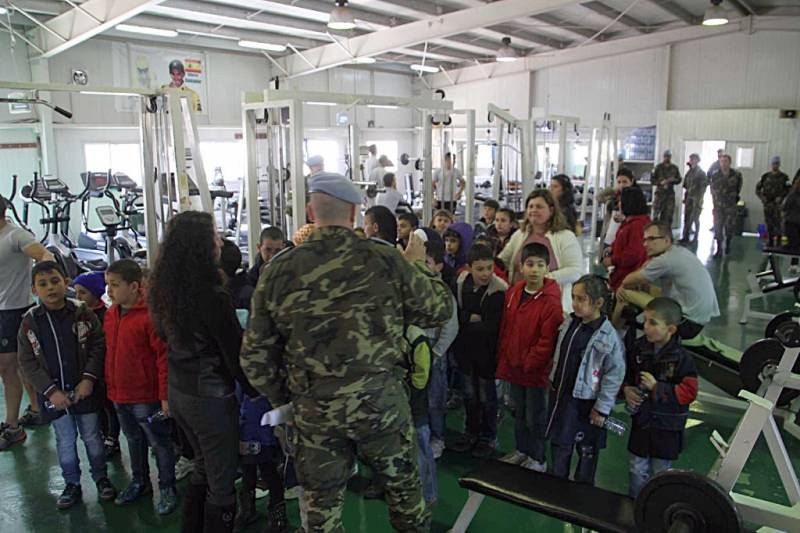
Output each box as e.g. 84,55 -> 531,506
680,153 -> 708,244
756,155 -> 789,247
240,172 -> 453,532
652,150 -> 682,227
710,154 -> 743,257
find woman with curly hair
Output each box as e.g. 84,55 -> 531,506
148,211 -> 257,532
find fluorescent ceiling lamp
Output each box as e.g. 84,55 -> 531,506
702,1 -> 728,26
496,37 -> 518,62
410,64 -> 439,74
351,57 -> 376,64
80,91 -> 140,97
0,7 -> 6,15
238,40 -> 287,52
368,104 -> 398,110
306,101 -> 337,106
176,29 -> 238,41
116,24 -> 178,38
328,0 -> 356,30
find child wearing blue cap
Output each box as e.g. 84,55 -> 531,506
71,271 -> 120,459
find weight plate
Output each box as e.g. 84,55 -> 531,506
400,153 -> 410,165
635,470 -> 741,533
765,311 -> 799,339
739,337 -> 800,406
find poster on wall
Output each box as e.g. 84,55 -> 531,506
111,43 -> 208,114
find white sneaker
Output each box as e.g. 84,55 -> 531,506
499,450 -> 529,465
520,457 -> 547,472
175,457 -> 195,481
431,439 -> 445,460
284,486 -> 301,500
255,488 -> 269,500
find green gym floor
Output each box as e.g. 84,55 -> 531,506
2,232 -> 799,532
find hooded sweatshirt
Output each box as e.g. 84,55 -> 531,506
496,279 -> 563,387
446,222 -> 474,270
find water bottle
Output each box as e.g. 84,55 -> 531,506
625,384 -> 650,415
603,416 -> 628,437
147,410 -> 170,424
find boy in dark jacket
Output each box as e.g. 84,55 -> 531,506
451,243 -> 508,457
624,297 -> 698,497
104,259 -> 177,514
17,261 -> 117,509
496,243 -> 563,470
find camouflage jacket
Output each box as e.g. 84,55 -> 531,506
756,171 -> 789,203
710,169 -> 743,205
683,166 -> 708,199
652,163 -> 682,193
240,225 -> 454,406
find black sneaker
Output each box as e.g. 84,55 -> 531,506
114,481 -> 152,505
57,483 -> 82,510
450,434 -> 477,453
103,437 -> 120,459
96,477 -> 118,502
19,406 -> 48,427
0,424 -> 26,451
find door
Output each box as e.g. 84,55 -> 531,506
727,142 -> 769,234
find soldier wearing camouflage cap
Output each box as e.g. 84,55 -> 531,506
240,172 -> 453,531
756,156 -> 789,247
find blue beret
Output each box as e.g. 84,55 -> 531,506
308,172 -> 362,205
771,155 -> 781,165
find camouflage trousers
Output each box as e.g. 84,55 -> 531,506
292,378 -> 429,533
762,200 -> 783,243
712,205 -> 738,242
682,197 -> 703,240
653,191 -> 676,227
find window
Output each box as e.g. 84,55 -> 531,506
83,143 -> 142,183
476,144 -> 494,172
200,141 -> 245,186
306,139 -> 342,174
366,140 -> 398,172
736,146 -> 755,169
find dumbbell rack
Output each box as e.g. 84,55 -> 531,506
709,330 -> 800,531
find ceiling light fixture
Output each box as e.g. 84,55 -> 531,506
238,40 -> 287,52
410,64 -> 439,74
702,0 -> 729,26
496,37 -> 518,62
306,101 -> 338,106
368,104 -> 398,110
328,0 -> 356,31
116,24 -> 178,38
176,29 -> 239,41
351,57 -> 376,64
0,7 -> 7,15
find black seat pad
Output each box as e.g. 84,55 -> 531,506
458,460 -> 636,533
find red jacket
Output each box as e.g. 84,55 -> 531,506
104,298 -> 168,404
610,214 -> 650,290
496,278 -> 564,387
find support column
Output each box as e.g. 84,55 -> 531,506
243,107 -> 261,258
464,110 -> 476,224
289,99 -> 305,236
422,114 -> 433,226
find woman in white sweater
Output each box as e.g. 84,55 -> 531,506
498,189 -> 584,312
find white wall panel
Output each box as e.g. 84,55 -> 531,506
443,72 -> 531,126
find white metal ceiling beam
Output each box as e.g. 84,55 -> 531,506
581,1 -> 649,33
647,0 -> 700,26
528,13 -> 610,41
426,15 -> 800,87
280,0 -> 583,77
26,0 -> 167,58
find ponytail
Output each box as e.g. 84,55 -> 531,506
575,274 -> 613,317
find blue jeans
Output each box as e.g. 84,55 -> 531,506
415,424 -> 437,504
51,411 -> 107,485
629,454 -> 672,497
510,385 -> 547,462
115,402 -> 176,488
427,355 -> 448,442
462,374 -> 498,443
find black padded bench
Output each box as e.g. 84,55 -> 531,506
741,247 -> 800,324
451,460 -> 636,533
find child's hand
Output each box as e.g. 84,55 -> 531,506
639,372 -> 657,391
73,379 -> 94,401
623,386 -> 644,407
50,390 -> 72,410
402,233 -> 426,263
589,409 -> 606,427
161,400 -> 170,417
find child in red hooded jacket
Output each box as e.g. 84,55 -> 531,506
496,242 -> 563,471
104,259 -> 177,515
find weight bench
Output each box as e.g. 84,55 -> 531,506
740,247 -> 800,324
683,335 -> 744,398
451,460 -> 636,533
